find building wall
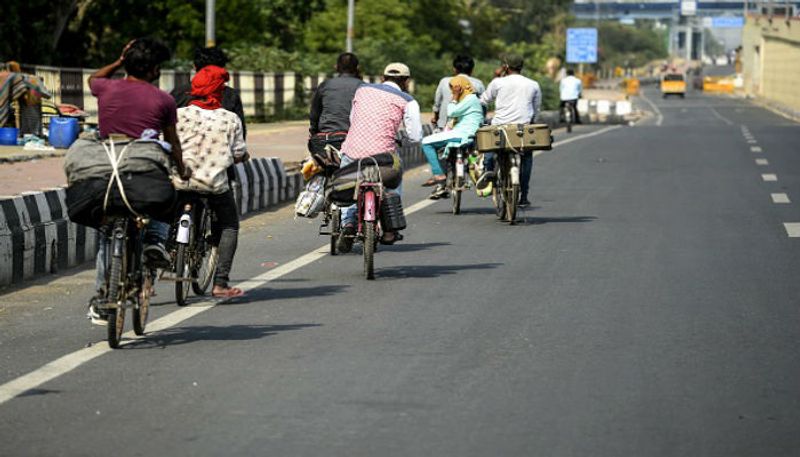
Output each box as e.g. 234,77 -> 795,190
742,14 -> 800,114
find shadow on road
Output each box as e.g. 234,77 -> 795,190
124,323 -> 320,349
227,284 -> 349,304
381,242 -> 451,253
520,215 -> 597,225
378,262 -> 502,280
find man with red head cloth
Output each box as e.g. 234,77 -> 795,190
176,64 -> 248,298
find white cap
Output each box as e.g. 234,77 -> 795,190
383,62 -> 411,77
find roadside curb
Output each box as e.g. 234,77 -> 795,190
0,149 -> 66,164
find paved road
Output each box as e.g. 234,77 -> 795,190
2,88 -> 799,456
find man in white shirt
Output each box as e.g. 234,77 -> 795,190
479,54 -> 542,207
559,69 -> 582,124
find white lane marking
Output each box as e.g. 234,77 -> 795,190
755,158 -> 769,166
0,125 -> 621,406
784,223 -> 800,237
553,125 -> 622,148
747,139 -> 758,144
772,193 -> 791,204
751,146 -> 762,152
638,92 -> 663,126
709,107 -> 734,125
762,174 -> 778,182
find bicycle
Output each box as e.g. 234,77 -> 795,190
561,100 -> 576,133
440,140 -> 478,215
491,148 -> 521,225
170,194 -> 218,306
99,216 -> 155,348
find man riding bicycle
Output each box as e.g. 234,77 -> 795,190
559,69 -> 582,124
174,65 -> 248,298
479,54 -> 542,208
308,52 -> 362,160
336,62 -> 423,252
86,38 -> 190,322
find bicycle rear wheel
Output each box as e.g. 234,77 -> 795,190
506,183 -> 520,224
364,221 -> 376,280
330,207 -> 340,256
452,175 -> 463,215
106,227 -> 126,348
192,208 -> 217,296
133,270 -> 152,336
174,244 -> 190,306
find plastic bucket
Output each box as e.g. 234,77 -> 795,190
49,117 -> 80,148
0,127 -> 19,146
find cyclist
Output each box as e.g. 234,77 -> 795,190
174,64 -> 248,298
421,75 -> 484,199
308,52 -> 362,161
425,55 -> 485,187
479,54 -> 541,208
559,69 -> 582,124
86,38 -> 190,322
171,46 -> 245,196
336,62 -> 423,253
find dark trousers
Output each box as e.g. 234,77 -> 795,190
179,190 -> 240,288
483,150 -> 533,201
560,99 -> 581,124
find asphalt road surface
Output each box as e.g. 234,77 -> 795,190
2,87 -> 799,456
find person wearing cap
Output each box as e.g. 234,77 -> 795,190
335,62 -> 423,253
479,54 -> 542,208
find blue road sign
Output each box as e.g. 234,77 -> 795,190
567,28 -> 598,64
711,17 -> 744,28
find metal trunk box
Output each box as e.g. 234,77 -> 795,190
475,123 -> 553,152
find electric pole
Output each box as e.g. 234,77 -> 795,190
206,0 -> 216,47
346,0 -> 355,52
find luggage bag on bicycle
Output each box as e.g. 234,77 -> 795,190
327,152 -> 402,204
64,137 -> 176,229
475,124 -> 553,152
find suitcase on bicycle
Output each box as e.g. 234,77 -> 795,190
475,123 -> 553,152
327,152 -> 402,204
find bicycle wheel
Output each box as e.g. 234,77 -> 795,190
106,234 -> 125,348
174,244 -> 190,306
492,168 -> 506,219
133,270 -> 152,336
364,221 -> 376,280
192,209 -> 217,296
330,207 -> 340,256
452,175 -> 463,215
506,183 -> 520,224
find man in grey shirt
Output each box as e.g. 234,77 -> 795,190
432,55 -> 485,131
308,53 -> 363,156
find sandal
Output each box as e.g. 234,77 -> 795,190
212,286 -> 245,298
422,176 -> 447,187
380,232 -> 404,245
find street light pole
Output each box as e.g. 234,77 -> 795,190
346,0 -> 355,52
206,0 -> 216,47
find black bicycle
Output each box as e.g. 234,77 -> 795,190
100,216 -> 155,348
170,195 -> 218,306
491,149 -> 521,224
441,141 -> 478,215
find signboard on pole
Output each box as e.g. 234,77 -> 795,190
681,0 -> 697,16
711,17 -> 745,28
566,28 -> 598,64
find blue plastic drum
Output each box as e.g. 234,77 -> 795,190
0,127 -> 19,145
49,117 -> 80,148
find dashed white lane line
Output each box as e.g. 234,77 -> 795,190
784,223 -> 800,237
762,174 -> 778,182
755,158 -> 769,166
747,139 -> 758,144
0,124 -> 623,407
772,193 -> 791,204
751,146 -> 763,152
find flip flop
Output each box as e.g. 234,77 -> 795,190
421,177 -> 438,187
212,287 -> 245,298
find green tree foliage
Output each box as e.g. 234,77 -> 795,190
591,21 -> 668,69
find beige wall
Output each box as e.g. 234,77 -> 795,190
742,15 -> 800,114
